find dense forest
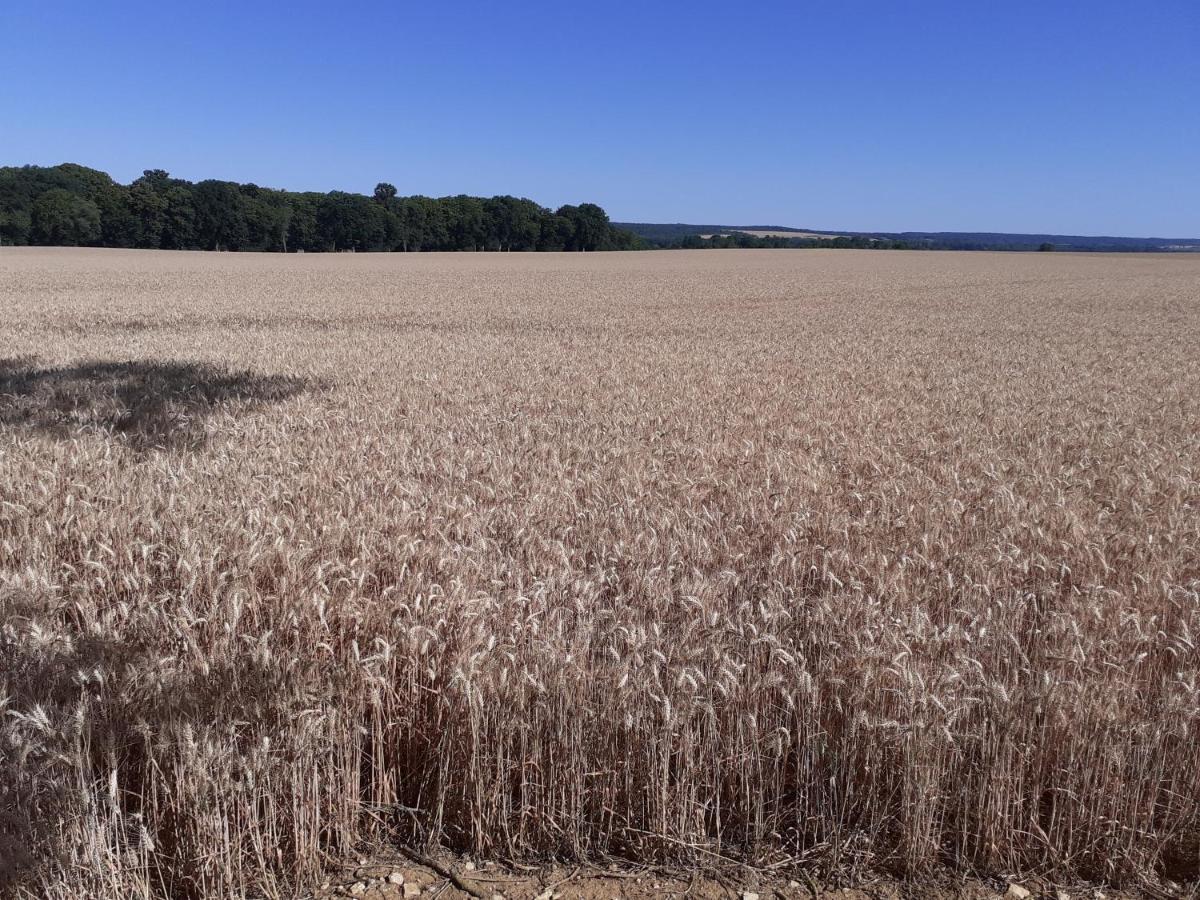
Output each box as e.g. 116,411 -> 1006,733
0,163 -> 644,252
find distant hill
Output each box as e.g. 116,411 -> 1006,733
617,222 -> 1200,252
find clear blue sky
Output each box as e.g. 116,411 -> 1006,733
3,0 -> 1197,236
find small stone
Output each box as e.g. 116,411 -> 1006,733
742,893 -> 760,900
464,860 -> 476,871
387,872 -> 404,885
349,884 -> 367,897
788,882 -> 801,890
403,884 -> 421,899
1005,886 -> 1031,900
1055,892 -> 1070,900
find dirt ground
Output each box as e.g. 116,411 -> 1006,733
314,851 -> 1189,900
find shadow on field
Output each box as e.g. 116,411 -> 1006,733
0,357 -> 310,451
0,578 -> 316,895
0,623 -> 141,891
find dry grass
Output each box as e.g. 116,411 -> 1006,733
0,247 -> 1197,898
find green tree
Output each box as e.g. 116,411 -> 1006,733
53,163 -> 137,247
0,207 -> 31,245
286,195 -> 321,251
238,185 -> 293,252
30,189 -> 101,245
162,185 -> 198,249
557,202 -> 611,251
538,214 -> 574,251
193,180 -> 248,250
484,196 -> 544,251
396,196 -> 443,251
316,192 -> 387,251
443,195 -> 486,250
128,178 -> 168,248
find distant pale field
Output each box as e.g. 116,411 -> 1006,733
733,229 -> 838,238
1,247 -> 1198,898
697,230 -> 836,239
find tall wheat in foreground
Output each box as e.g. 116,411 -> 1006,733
0,247 -> 1197,898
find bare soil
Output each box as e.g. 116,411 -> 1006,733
315,852 -> 1173,900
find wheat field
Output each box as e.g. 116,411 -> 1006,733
1,247 -> 1197,898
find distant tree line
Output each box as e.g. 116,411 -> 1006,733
670,232 -> 918,250
618,222 -> 1198,253
0,163 -> 645,252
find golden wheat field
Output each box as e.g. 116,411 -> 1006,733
1,247 -> 1198,898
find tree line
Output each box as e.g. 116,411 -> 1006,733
618,222 -> 1197,252
0,163 -> 645,252
669,232 -> 919,250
